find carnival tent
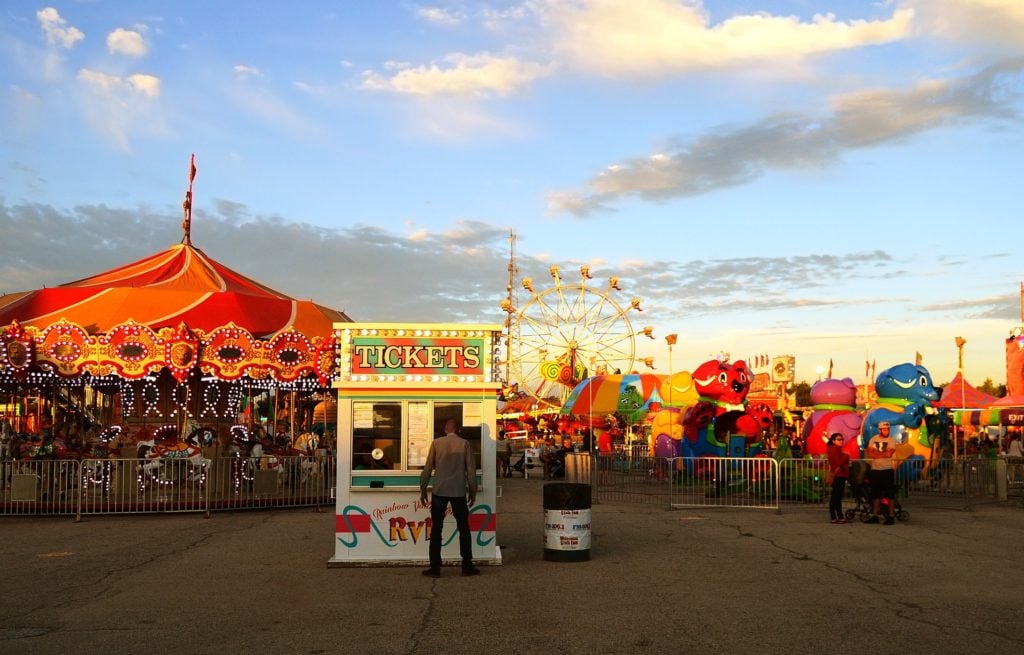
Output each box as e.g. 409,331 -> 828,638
990,394 -> 1024,407
937,372 -> 998,409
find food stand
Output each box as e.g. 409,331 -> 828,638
329,323 -> 502,566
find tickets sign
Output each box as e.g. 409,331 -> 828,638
350,337 -> 484,376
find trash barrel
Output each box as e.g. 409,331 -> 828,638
543,482 -> 592,562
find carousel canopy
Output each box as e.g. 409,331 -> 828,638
0,242 -> 351,384
0,243 -> 348,338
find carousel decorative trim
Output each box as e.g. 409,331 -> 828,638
0,318 -> 337,384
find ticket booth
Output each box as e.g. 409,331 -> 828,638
328,323 -> 503,567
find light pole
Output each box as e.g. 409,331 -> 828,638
665,334 -> 678,405
955,336 -> 966,459
815,365 -> 825,382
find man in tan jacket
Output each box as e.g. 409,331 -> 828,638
420,418 -> 479,577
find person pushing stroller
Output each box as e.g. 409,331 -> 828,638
865,421 -> 898,525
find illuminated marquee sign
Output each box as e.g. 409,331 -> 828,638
334,324 -> 501,384
351,338 -> 482,375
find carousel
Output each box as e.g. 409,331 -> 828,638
0,158 -> 350,515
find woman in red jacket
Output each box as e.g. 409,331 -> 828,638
826,433 -> 851,524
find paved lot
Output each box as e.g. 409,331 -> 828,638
1,477 -> 1023,654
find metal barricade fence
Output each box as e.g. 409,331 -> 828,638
579,454 -> 1008,512
0,459 -> 80,516
2,453 -> 1013,518
1007,456 -> 1024,500
2,455 -> 336,518
80,457 -> 211,516
670,457 -> 780,511
567,450 -> 672,506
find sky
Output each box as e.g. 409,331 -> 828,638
1,0 -> 1023,392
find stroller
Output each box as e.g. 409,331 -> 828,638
845,461 -> 909,523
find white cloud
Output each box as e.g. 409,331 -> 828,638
903,0 -> 1024,55
407,96 -> 526,142
107,28 -> 148,57
416,6 -> 463,26
544,0 -> 914,76
482,4 -> 535,31
37,7 -> 84,49
233,64 -> 265,79
127,73 -> 161,96
78,69 -> 161,97
361,53 -> 554,97
76,70 -> 166,150
550,61 -> 1023,216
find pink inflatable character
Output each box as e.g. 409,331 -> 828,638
801,378 -> 862,459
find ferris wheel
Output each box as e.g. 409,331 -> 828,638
500,264 -> 652,405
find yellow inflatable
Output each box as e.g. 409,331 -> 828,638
649,371 -> 699,460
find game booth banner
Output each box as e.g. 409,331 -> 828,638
953,406 -> 1024,427
329,323 -> 503,567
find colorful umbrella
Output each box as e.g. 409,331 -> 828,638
559,373 -> 665,417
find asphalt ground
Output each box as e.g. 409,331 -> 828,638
1,477 -> 1023,655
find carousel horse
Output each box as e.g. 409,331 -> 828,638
52,432 -> 89,460
0,421 -> 13,462
257,430 -> 291,483
289,431 -> 323,485
18,432 -> 57,463
136,425 -> 212,488
81,426 -> 123,493
227,425 -> 265,492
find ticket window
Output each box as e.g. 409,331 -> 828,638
433,402 -> 482,471
352,402 -> 402,471
351,400 -> 482,473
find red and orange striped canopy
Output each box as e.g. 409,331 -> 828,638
0,243 -> 351,382
0,243 -> 349,338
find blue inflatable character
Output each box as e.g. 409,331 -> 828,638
861,362 -> 940,481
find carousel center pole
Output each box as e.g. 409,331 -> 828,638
290,390 -> 296,443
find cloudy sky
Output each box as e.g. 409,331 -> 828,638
1,0 -> 1022,388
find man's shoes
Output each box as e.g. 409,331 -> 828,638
421,568 -> 441,578
831,519 -> 847,524
866,515 -> 880,524
884,517 -> 895,525
461,567 -> 481,577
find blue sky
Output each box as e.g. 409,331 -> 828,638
1,1 -> 1022,389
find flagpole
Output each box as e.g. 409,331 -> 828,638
182,153 -> 197,246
